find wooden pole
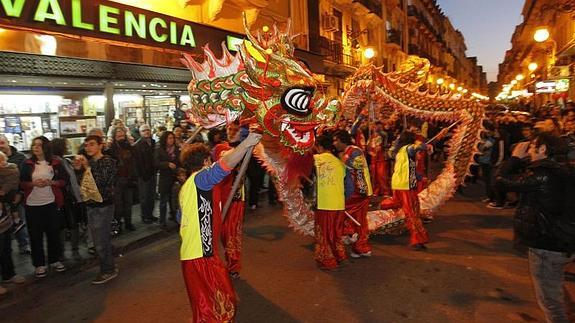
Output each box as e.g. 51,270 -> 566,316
221,146 -> 254,220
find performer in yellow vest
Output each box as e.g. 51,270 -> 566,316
389,130 -> 446,251
333,130 -> 373,258
313,134 -> 347,270
179,132 -> 261,322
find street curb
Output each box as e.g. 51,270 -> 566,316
0,226 -> 179,309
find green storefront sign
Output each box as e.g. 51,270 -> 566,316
0,0 -> 208,51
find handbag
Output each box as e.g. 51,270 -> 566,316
80,167 -> 103,203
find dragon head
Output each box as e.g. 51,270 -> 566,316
182,17 -> 335,154
238,20 -> 329,153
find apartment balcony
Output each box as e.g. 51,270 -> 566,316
386,29 -> 402,47
309,35 -> 361,73
353,0 -> 383,18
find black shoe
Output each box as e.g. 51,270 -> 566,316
142,218 -> 152,224
412,244 -> 428,251
149,217 -> 159,223
229,272 -> 240,279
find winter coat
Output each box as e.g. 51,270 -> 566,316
0,162 -> 19,202
133,138 -> 156,180
496,157 -> 574,252
154,145 -> 180,194
7,146 -> 26,168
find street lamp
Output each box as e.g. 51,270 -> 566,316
528,62 -> 538,72
515,74 -> 524,81
533,28 -> 550,43
436,78 -> 445,85
511,80 -> 518,85
363,47 -> 375,60
449,83 -> 455,90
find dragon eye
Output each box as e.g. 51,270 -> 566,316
281,87 -> 314,116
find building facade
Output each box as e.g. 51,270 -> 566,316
406,0 -> 487,94
497,0 -> 575,106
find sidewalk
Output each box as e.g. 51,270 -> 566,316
1,204 -> 178,307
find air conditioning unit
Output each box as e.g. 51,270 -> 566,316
321,13 -> 339,32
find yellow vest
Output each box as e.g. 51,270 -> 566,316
314,153 -> 346,210
179,172 -> 215,261
392,146 -> 410,190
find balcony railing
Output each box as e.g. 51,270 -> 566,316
310,35 -> 361,67
354,0 -> 383,18
386,29 -> 402,46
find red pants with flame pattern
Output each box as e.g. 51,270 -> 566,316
343,197 -> 372,254
181,256 -> 237,323
314,210 -> 347,269
221,200 -> 245,274
393,190 -> 429,245
370,157 -> 391,196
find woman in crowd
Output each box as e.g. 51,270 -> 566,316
51,138 -> 83,260
20,136 -> 68,277
155,131 -> 180,227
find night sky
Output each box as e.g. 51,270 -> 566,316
437,0 -> 524,83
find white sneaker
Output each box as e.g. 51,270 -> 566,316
35,266 -> 47,278
350,251 -> 372,258
350,233 -> 359,243
342,233 -> 359,245
3,275 -> 25,284
50,261 -> 66,272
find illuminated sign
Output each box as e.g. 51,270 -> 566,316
226,35 -> 243,52
556,79 -> 569,92
536,80 -> 557,94
0,0 -> 199,51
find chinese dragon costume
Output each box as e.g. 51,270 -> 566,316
182,19 -> 485,236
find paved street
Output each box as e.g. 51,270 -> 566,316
2,188 -> 574,323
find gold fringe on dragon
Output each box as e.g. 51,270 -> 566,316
181,17 -> 485,236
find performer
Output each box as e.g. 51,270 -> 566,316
179,132 -> 261,322
368,121 -> 391,196
387,130 -> 446,250
350,113 -> 369,153
333,130 -> 373,258
313,134 -> 347,270
213,121 -> 245,279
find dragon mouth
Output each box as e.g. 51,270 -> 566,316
279,116 -> 317,150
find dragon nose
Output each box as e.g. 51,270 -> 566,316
281,87 -> 314,116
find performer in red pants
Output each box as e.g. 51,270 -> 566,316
333,130 -> 373,258
313,134 -> 347,270
179,133 -> 260,322
388,130 -> 446,250
213,121 -> 246,279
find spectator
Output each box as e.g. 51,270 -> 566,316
496,133 -> 574,323
133,124 -> 158,224
130,119 -> 145,141
0,134 -> 26,167
155,131 -> 180,228
51,138 -> 83,260
0,200 -> 25,295
153,125 -> 167,142
74,136 -> 118,284
0,135 -> 31,255
108,127 -> 137,232
20,136 -> 68,277
106,119 -> 133,145
173,126 -> 185,148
